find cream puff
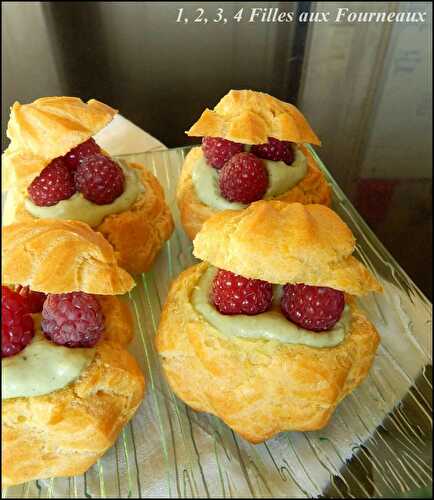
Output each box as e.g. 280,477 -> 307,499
156,201 -> 382,443
2,219 -> 145,486
2,97 -> 173,274
177,89 -> 331,239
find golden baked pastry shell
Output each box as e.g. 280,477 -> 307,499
186,89 -> 321,145
2,219 -> 135,295
193,199 -> 382,296
176,146 -> 331,241
2,162 -> 174,276
2,97 -> 117,189
2,296 -> 145,486
155,263 -> 380,444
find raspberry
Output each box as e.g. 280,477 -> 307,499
211,269 -> 273,315
219,152 -> 268,204
2,286 -> 34,357
64,138 -> 101,170
16,285 -> 47,313
202,137 -> 244,169
27,158 -> 76,207
41,292 -> 104,348
75,154 -> 125,205
251,137 -> 295,165
281,284 -> 345,332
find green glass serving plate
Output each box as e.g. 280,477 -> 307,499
2,146 -> 432,499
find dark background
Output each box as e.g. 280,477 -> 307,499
2,1 -> 309,149
2,1 -> 432,298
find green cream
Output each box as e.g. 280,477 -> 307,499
192,147 -> 308,211
24,161 -> 143,227
2,316 -> 95,400
192,267 -> 350,348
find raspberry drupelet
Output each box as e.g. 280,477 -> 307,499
281,283 -> 345,332
75,153 -> 125,205
211,269 -> 273,315
2,286 -> 35,357
64,138 -> 101,170
27,158 -> 76,207
251,137 -> 295,165
202,137 -> 244,169
219,152 -> 268,204
15,285 -> 47,313
42,292 -> 104,348
27,138 -> 125,208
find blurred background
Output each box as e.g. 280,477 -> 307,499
2,1 -> 432,298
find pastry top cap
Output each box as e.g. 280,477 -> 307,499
193,201 -> 382,295
2,220 -> 135,295
186,89 -> 320,145
2,97 -> 117,189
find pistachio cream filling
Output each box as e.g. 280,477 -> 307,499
192,146 -> 308,211
2,315 -> 96,400
24,161 -> 144,228
191,267 -> 350,348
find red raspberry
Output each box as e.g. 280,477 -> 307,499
75,154 -> 125,205
41,292 -> 104,348
251,137 -> 295,165
281,284 -> 345,332
16,285 -> 47,313
219,152 -> 268,204
64,138 -> 101,170
202,137 -> 244,169
2,286 -> 34,357
27,158 -> 76,207
211,269 -> 273,315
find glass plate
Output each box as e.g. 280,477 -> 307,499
2,146 -> 432,499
